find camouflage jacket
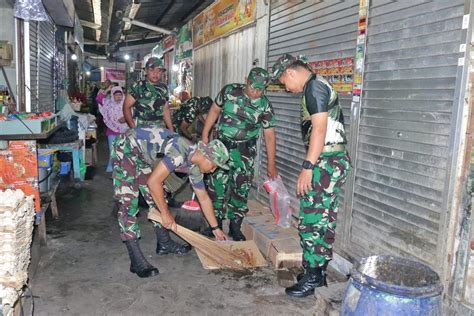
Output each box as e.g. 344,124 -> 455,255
172,97 -> 207,129
126,127 -> 204,189
214,83 -> 275,142
128,79 -> 169,127
301,75 -> 346,147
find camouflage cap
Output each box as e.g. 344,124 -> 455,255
248,67 -> 270,90
197,140 -> 229,170
145,57 -> 166,70
271,53 -> 301,80
197,96 -> 213,114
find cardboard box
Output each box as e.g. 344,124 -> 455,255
268,237 -> 302,269
241,222 -> 254,240
251,222 -> 290,257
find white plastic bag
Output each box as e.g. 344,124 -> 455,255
264,176 -> 292,228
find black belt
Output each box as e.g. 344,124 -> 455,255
220,138 -> 257,150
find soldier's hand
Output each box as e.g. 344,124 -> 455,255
212,228 -> 227,241
161,212 -> 177,232
297,169 -> 313,196
267,164 -> 278,180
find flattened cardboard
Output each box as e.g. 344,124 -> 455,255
195,240 -> 267,270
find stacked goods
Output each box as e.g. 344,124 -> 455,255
0,189 -> 35,315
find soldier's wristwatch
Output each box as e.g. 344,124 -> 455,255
302,160 -> 314,170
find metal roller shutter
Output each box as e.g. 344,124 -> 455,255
29,21 -> 39,111
346,0 -> 467,268
194,26 -> 256,99
37,16 -> 55,113
260,0 -> 359,246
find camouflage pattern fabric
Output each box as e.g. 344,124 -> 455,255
207,139 -> 257,220
111,127 -> 205,241
247,67 -> 270,90
214,83 -> 275,141
208,83 -> 275,220
145,57 -> 166,70
299,151 -> 351,268
128,80 -> 169,127
172,96 -> 212,132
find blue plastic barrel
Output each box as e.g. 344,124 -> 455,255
341,255 -> 442,316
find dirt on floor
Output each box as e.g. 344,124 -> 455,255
27,152 -> 322,315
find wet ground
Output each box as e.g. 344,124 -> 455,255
28,142 -> 319,315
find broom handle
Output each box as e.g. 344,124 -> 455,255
148,208 -> 220,246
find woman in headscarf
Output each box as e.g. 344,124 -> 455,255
97,86 -> 129,173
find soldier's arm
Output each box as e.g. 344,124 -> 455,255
123,94 -> 136,128
163,102 -> 174,131
193,187 -> 227,240
297,113 -> 328,196
201,103 -> 221,144
263,127 -> 278,179
147,161 -> 177,231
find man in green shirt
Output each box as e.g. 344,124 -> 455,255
124,57 -> 174,130
202,67 -> 278,241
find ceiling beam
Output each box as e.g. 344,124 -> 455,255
80,19 -> 101,30
122,17 -> 172,35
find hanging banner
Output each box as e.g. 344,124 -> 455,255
176,21 -> 193,61
193,0 -> 257,48
104,68 -> 125,81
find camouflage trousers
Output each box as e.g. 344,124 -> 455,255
111,135 -> 159,241
299,151 -> 351,268
207,139 -> 257,220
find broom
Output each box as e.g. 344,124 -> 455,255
181,192 -> 201,211
148,208 -> 255,270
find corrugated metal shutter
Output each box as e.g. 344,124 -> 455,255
37,16 -> 55,112
29,21 -> 39,111
194,26 -> 256,99
346,0 -> 466,268
261,1 -> 359,245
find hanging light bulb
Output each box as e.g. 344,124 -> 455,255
71,54 -> 78,61
86,71 -> 91,76
100,66 -> 104,70
124,54 -> 130,61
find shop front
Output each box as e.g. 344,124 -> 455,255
260,0 -> 473,312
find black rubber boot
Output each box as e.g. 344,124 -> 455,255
125,240 -> 159,278
286,267 -> 327,297
296,262 -> 329,282
155,225 -> 192,255
229,217 -> 246,241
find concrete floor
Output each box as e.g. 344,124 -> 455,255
28,143 -> 320,315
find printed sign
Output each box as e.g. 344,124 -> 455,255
308,57 -> 354,95
193,0 -> 256,48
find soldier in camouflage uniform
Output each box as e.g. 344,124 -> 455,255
272,54 -> 351,297
123,57 -> 174,130
173,96 -> 213,142
202,67 -> 278,241
112,127 -> 229,278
